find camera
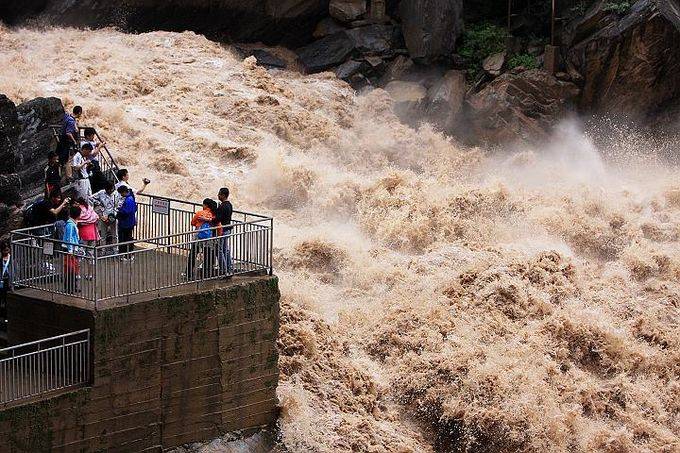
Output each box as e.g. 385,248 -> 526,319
143,178 -> 151,184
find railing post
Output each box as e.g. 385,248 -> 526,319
93,245 -> 98,309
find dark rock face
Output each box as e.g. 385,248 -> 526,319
16,97 -> 64,195
467,69 -> 580,144
1,0 -> 330,47
297,32 -> 355,72
345,24 -> 401,55
329,0 -> 366,22
398,0 -> 463,63
0,95 -> 20,175
564,0 -> 680,120
0,174 -> 22,240
424,69 -> 466,133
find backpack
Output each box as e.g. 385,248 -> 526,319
196,222 -> 213,240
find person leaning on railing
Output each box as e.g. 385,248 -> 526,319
216,188 -> 234,275
81,127 -> 107,193
186,199 -> 221,279
72,143 -> 96,200
115,168 -> 149,198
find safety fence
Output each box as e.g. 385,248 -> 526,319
10,194 -> 273,307
0,329 -> 90,405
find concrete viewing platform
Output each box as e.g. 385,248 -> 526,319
1,274 -> 281,451
1,191 -> 280,451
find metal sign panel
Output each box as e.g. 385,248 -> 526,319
152,198 -> 170,215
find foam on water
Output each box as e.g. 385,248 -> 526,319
1,25 -> 678,452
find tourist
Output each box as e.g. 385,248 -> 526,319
52,208 -> 69,241
116,185 -> 137,260
80,127 -> 105,160
81,127 -> 107,192
0,241 -> 12,326
186,198 -> 220,279
63,205 -> 82,294
90,181 -> 120,252
72,143 -> 95,199
115,168 -> 149,197
76,198 -> 100,246
216,187 -> 234,275
26,189 -> 70,228
44,151 -> 62,197
56,105 -> 82,168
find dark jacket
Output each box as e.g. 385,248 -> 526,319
117,194 -> 137,229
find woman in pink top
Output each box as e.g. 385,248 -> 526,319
76,198 -> 100,246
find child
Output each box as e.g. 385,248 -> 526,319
116,185 -> 137,260
0,241 -> 12,326
63,205 -> 82,294
44,151 -> 62,197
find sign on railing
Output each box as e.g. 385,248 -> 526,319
0,329 -> 91,405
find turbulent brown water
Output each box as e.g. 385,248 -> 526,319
1,26 -> 678,452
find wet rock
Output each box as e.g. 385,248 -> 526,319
385,80 -> 427,103
482,52 -> 505,76
296,32 -> 355,73
0,95 -> 20,175
0,174 -> 23,240
467,69 -> 580,144
399,0 -> 463,63
2,0 -> 329,47
563,0 -> 680,121
235,47 -> 287,69
335,59 -> 364,79
345,24 -> 400,55
313,17 -> 345,38
424,70 -> 466,132
329,0 -> 366,22
378,55 -> 415,85
16,97 -> 64,195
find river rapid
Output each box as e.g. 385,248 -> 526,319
1,26 -> 678,452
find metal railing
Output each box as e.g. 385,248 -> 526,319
0,329 -> 91,405
10,193 -> 273,306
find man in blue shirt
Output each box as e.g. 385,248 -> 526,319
56,105 -> 82,167
63,205 -> 81,294
116,185 -> 137,260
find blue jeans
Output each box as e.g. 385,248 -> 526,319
218,230 -> 233,274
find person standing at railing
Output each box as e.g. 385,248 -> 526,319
116,185 -> 138,260
90,181 -> 120,253
216,188 -> 234,275
56,106 -> 82,179
76,198 -> 100,280
186,198 -> 220,279
81,128 -> 107,192
115,169 -> 150,198
72,143 -> 96,200
44,151 -> 62,197
0,241 -> 12,328
25,189 -> 70,232
63,205 -> 82,294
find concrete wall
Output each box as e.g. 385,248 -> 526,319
0,276 -> 280,451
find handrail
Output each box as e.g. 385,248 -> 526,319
0,329 -> 90,355
0,329 -> 91,405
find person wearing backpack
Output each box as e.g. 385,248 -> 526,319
185,199 -> 221,279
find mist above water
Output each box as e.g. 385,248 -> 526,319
1,25 -> 678,452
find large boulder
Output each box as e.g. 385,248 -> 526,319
329,0 -> 366,22
0,95 -> 20,175
467,69 -> 580,144
424,70 -> 466,133
296,32 -> 355,72
1,0 -> 330,46
345,24 -> 401,55
16,97 -> 64,195
398,0 -> 463,63
0,174 -> 23,240
563,0 -> 680,121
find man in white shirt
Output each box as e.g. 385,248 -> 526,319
80,127 -> 105,163
115,168 -> 149,197
72,143 -> 94,199
90,181 -> 121,251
